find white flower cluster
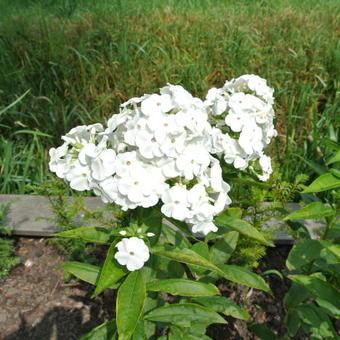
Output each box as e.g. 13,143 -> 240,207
205,74 -> 277,181
49,75 -> 276,237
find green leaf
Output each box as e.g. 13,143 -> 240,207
116,271 -> 146,340
217,264 -> 271,293
327,150 -> 340,165
325,243 -> 340,260
78,320 -> 117,340
248,323 -> 277,340
152,247 -> 271,292
142,207 -> 163,245
191,241 -> 210,260
284,282 -> 311,309
296,304 -> 337,338
56,226 -> 111,244
147,279 -> 219,297
302,172 -> 340,193
93,242 -> 127,297
59,261 -> 100,285
214,215 -> 273,246
286,240 -> 325,270
284,202 -> 334,220
316,298 -> 340,318
161,224 -> 191,248
210,231 -> 239,265
192,296 -> 250,320
169,327 -> 212,340
145,303 -> 226,327
284,310 -> 300,337
289,275 -> 340,311
152,247 -> 219,273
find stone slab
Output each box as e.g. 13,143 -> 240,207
0,195 -> 325,244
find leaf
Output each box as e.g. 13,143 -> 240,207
248,323 -> 278,340
78,320 -> 117,340
161,224 -> 191,249
284,202 -> 334,220
59,261 -> 100,285
214,215 -> 273,246
286,240 -> 325,270
316,298 -> 340,318
116,271 -> 146,340
147,279 -> 219,297
284,310 -> 300,337
142,207 -> 163,245
145,303 -> 226,327
296,304 -> 337,338
210,231 -> 239,265
302,172 -> 340,193
152,247 -> 271,292
56,226 -> 111,244
325,243 -> 340,260
261,270 -> 283,280
217,264 -> 271,293
192,296 -> 250,320
327,150 -> 340,165
289,275 -> 340,311
93,242 -> 127,297
283,282 -> 311,309
152,247 -> 219,273
284,282 -> 311,309
189,242 -> 211,277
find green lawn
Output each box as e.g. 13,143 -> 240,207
0,0 -> 339,193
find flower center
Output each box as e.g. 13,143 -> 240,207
171,138 -> 176,143
126,161 -> 131,165
129,251 -> 135,256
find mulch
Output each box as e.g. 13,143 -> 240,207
0,238 -> 296,340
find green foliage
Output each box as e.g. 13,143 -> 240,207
282,146 -> 340,339
0,201 -> 20,281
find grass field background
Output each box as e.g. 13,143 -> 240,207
0,0 -> 339,194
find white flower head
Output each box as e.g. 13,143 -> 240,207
115,237 -> 150,271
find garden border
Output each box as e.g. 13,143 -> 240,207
0,195 -> 325,244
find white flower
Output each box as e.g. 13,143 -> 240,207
258,154 -> 273,181
114,237 -> 150,271
90,149 -> 116,181
192,221 -> 218,235
141,94 -> 173,116
176,145 -> 210,180
238,121 -> 264,155
205,87 -> 227,115
161,185 -> 191,221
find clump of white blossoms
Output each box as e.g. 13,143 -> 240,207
205,74 -> 277,181
49,74 -> 276,270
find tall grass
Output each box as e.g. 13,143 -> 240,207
0,0 -> 339,193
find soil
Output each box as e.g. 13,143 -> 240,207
0,238 -> 301,340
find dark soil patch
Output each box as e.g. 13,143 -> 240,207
0,238 -> 293,340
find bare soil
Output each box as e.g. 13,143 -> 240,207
0,238 -> 295,340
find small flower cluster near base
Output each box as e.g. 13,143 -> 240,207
50,74 -> 276,271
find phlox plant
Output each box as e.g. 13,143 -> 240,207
50,75 -> 277,340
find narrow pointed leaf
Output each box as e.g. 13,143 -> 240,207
217,264 -> 271,293
286,240 -> 325,270
59,261 -> 100,285
210,231 -> 239,264
214,215 -> 273,246
193,296 -> 250,320
284,202 -> 334,220
56,226 -> 111,244
289,275 -> 340,311
116,271 -> 146,340
147,279 -> 219,297
145,303 -> 226,326
78,320 -> 117,340
93,242 -> 127,297
302,172 -> 340,193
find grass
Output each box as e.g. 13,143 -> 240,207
0,0 -> 339,193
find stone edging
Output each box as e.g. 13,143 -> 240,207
0,195 -> 325,244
